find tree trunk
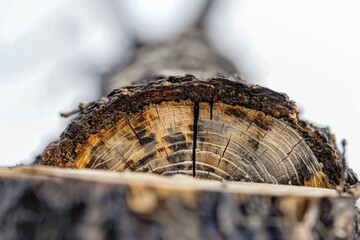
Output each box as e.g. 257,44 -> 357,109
1,31 -> 359,239
105,30 -> 238,92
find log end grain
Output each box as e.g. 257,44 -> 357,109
40,76 -> 358,190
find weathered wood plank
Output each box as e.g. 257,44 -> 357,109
0,167 -> 356,240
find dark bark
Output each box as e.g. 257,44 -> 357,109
106,30 -> 238,92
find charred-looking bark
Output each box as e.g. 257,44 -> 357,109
1,30 -> 359,239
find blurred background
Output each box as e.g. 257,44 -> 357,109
0,0 -> 359,180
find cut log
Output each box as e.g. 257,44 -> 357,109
41,76 -> 357,190
0,167 -> 356,240
42,31 -> 358,190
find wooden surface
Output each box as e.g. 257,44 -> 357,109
0,167 -> 356,240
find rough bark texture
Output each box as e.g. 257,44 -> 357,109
106,30 -> 238,92
0,167 -> 356,240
